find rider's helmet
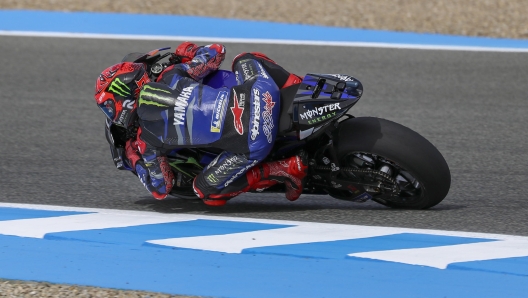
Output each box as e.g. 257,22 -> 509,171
94,62 -> 150,127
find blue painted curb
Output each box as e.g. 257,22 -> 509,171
2,10 -> 528,49
1,205 -> 528,297
2,234 -> 527,298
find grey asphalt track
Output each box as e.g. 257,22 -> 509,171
1,36 -> 527,236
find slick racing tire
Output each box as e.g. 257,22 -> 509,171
332,117 -> 451,209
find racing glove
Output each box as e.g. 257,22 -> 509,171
183,43 -> 226,81
175,41 -> 200,63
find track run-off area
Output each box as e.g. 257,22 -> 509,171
1,10 -> 528,298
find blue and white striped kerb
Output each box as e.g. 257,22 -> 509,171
0,203 -> 527,298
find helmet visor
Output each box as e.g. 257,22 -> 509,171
98,99 -> 116,121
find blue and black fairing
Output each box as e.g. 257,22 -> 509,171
290,73 -> 363,139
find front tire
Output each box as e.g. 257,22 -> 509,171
332,117 -> 451,209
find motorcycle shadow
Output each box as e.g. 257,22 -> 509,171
133,193 -> 464,215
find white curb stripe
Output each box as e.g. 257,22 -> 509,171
0,213 -> 192,238
2,31 -> 528,52
2,203 -> 528,269
350,239 -> 528,269
147,225 -> 397,253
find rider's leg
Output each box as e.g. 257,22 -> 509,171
193,58 -> 307,206
192,151 -> 259,206
193,152 -> 308,205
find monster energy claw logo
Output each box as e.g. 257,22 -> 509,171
139,85 -> 171,107
108,78 -> 131,97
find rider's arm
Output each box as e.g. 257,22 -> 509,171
125,128 -> 174,200
177,43 -> 226,81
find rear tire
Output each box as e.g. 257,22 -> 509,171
333,117 -> 451,209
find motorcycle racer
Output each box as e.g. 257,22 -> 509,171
94,42 -> 307,206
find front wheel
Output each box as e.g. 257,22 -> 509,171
328,117 -> 451,209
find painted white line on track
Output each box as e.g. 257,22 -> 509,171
2,31 -> 528,53
350,239 -> 528,269
147,225 -> 397,253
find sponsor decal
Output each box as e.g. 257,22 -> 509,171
257,62 -> 270,79
239,59 -> 258,81
138,85 -> 171,107
224,160 -> 259,187
211,91 -> 228,133
108,78 -> 131,97
307,112 -> 337,125
241,62 -> 252,80
214,155 -> 240,176
300,103 -> 341,120
352,192 -> 372,202
330,74 -> 354,82
230,90 -> 245,135
135,166 -> 152,192
250,88 -> 261,140
206,154 -> 221,170
117,110 -> 128,124
261,91 -> 275,143
234,70 -> 242,85
123,99 -> 135,110
206,173 -> 219,184
97,91 -> 107,104
173,86 -> 195,126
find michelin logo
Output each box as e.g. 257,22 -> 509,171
211,91 -> 228,133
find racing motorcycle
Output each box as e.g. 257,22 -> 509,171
115,47 -> 451,209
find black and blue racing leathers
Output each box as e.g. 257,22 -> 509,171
128,44 -> 283,202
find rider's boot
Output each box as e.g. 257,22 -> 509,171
246,155 -> 308,201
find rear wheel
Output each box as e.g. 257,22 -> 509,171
329,117 -> 451,209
